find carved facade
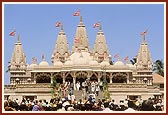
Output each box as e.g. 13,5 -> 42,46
4,16 -> 163,103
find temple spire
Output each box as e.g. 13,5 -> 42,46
93,24 -> 110,63
9,34 -> 27,71
136,30 -> 153,70
72,16 -> 90,53
52,23 -> 70,63
140,29 -> 148,43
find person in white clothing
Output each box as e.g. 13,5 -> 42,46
76,81 -> 80,91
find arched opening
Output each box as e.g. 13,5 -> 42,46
53,75 -> 63,84
36,75 -> 51,83
90,74 -> 98,82
112,72 -> 127,83
65,74 -> 73,83
76,71 -> 87,87
100,72 -> 110,83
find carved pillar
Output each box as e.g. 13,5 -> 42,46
97,72 -> 102,82
126,73 -> 129,84
33,73 -> 36,84
71,72 -> 76,90
50,73 -> 53,84
62,72 -> 66,84
87,71 -> 92,79
109,73 -> 113,83
73,77 -> 76,90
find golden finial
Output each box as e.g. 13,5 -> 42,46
18,34 -> 20,42
60,24 -> 63,31
80,16 -> 82,22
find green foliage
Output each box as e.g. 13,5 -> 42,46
50,77 -> 57,97
6,62 -> 11,73
103,77 -> 110,100
153,59 -> 164,77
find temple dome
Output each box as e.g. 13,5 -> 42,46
89,60 -> 99,66
64,60 -> 73,66
100,61 -> 110,66
39,60 -> 49,66
29,63 -> 38,68
54,60 -> 63,67
70,51 -> 91,65
114,60 -> 124,66
126,63 -> 135,68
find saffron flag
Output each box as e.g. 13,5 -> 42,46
73,9 -> 80,16
9,30 -> 16,36
141,29 -> 148,36
114,53 -> 119,58
56,22 -> 61,27
93,22 -> 101,28
123,56 -> 129,62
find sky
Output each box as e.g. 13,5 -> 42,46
3,3 -> 165,85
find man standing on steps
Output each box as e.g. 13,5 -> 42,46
82,87 -> 87,99
99,81 -> 103,91
96,84 -> 100,96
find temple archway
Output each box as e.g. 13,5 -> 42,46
90,74 -> 98,82
65,74 -> 73,83
53,73 -> 63,84
112,72 -> 127,83
76,71 -> 87,85
100,72 -> 110,83
36,73 -> 51,83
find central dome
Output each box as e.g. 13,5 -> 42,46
89,60 -> 99,66
39,60 -> 49,66
70,51 -> 91,65
54,60 -> 63,67
114,60 -> 124,66
64,60 -> 73,66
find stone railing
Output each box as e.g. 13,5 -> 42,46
4,85 -> 16,89
108,83 -> 147,88
15,83 -> 51,88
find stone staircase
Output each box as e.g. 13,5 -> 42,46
73,90 -> 104,101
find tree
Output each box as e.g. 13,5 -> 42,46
153,59 -> 164,77
103,77 -> 110,100
6,62 -> 11,73
130,57 -> 137,65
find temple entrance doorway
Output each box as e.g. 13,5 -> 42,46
76,71 -> 87,89
36,75 -> 51,83
90,74 -> 98,82
112,72 -> 127,83
65,74 -> 73,83
53,74 -> 63,84
100,73 -> 110,83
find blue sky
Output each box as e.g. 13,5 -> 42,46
3,3 -> 165,85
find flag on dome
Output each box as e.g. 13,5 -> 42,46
93,22 -> 101,28
141,29 -> 148,35
114,53 -> 119,58
73,9 -> 80,16
55,22 -> 61,27
9,29 -> 16,36
123,56 -> 129,62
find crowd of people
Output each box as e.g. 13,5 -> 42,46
54,79 -> 103,99
4,79 -> 164,112
4,95 -> 164,111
